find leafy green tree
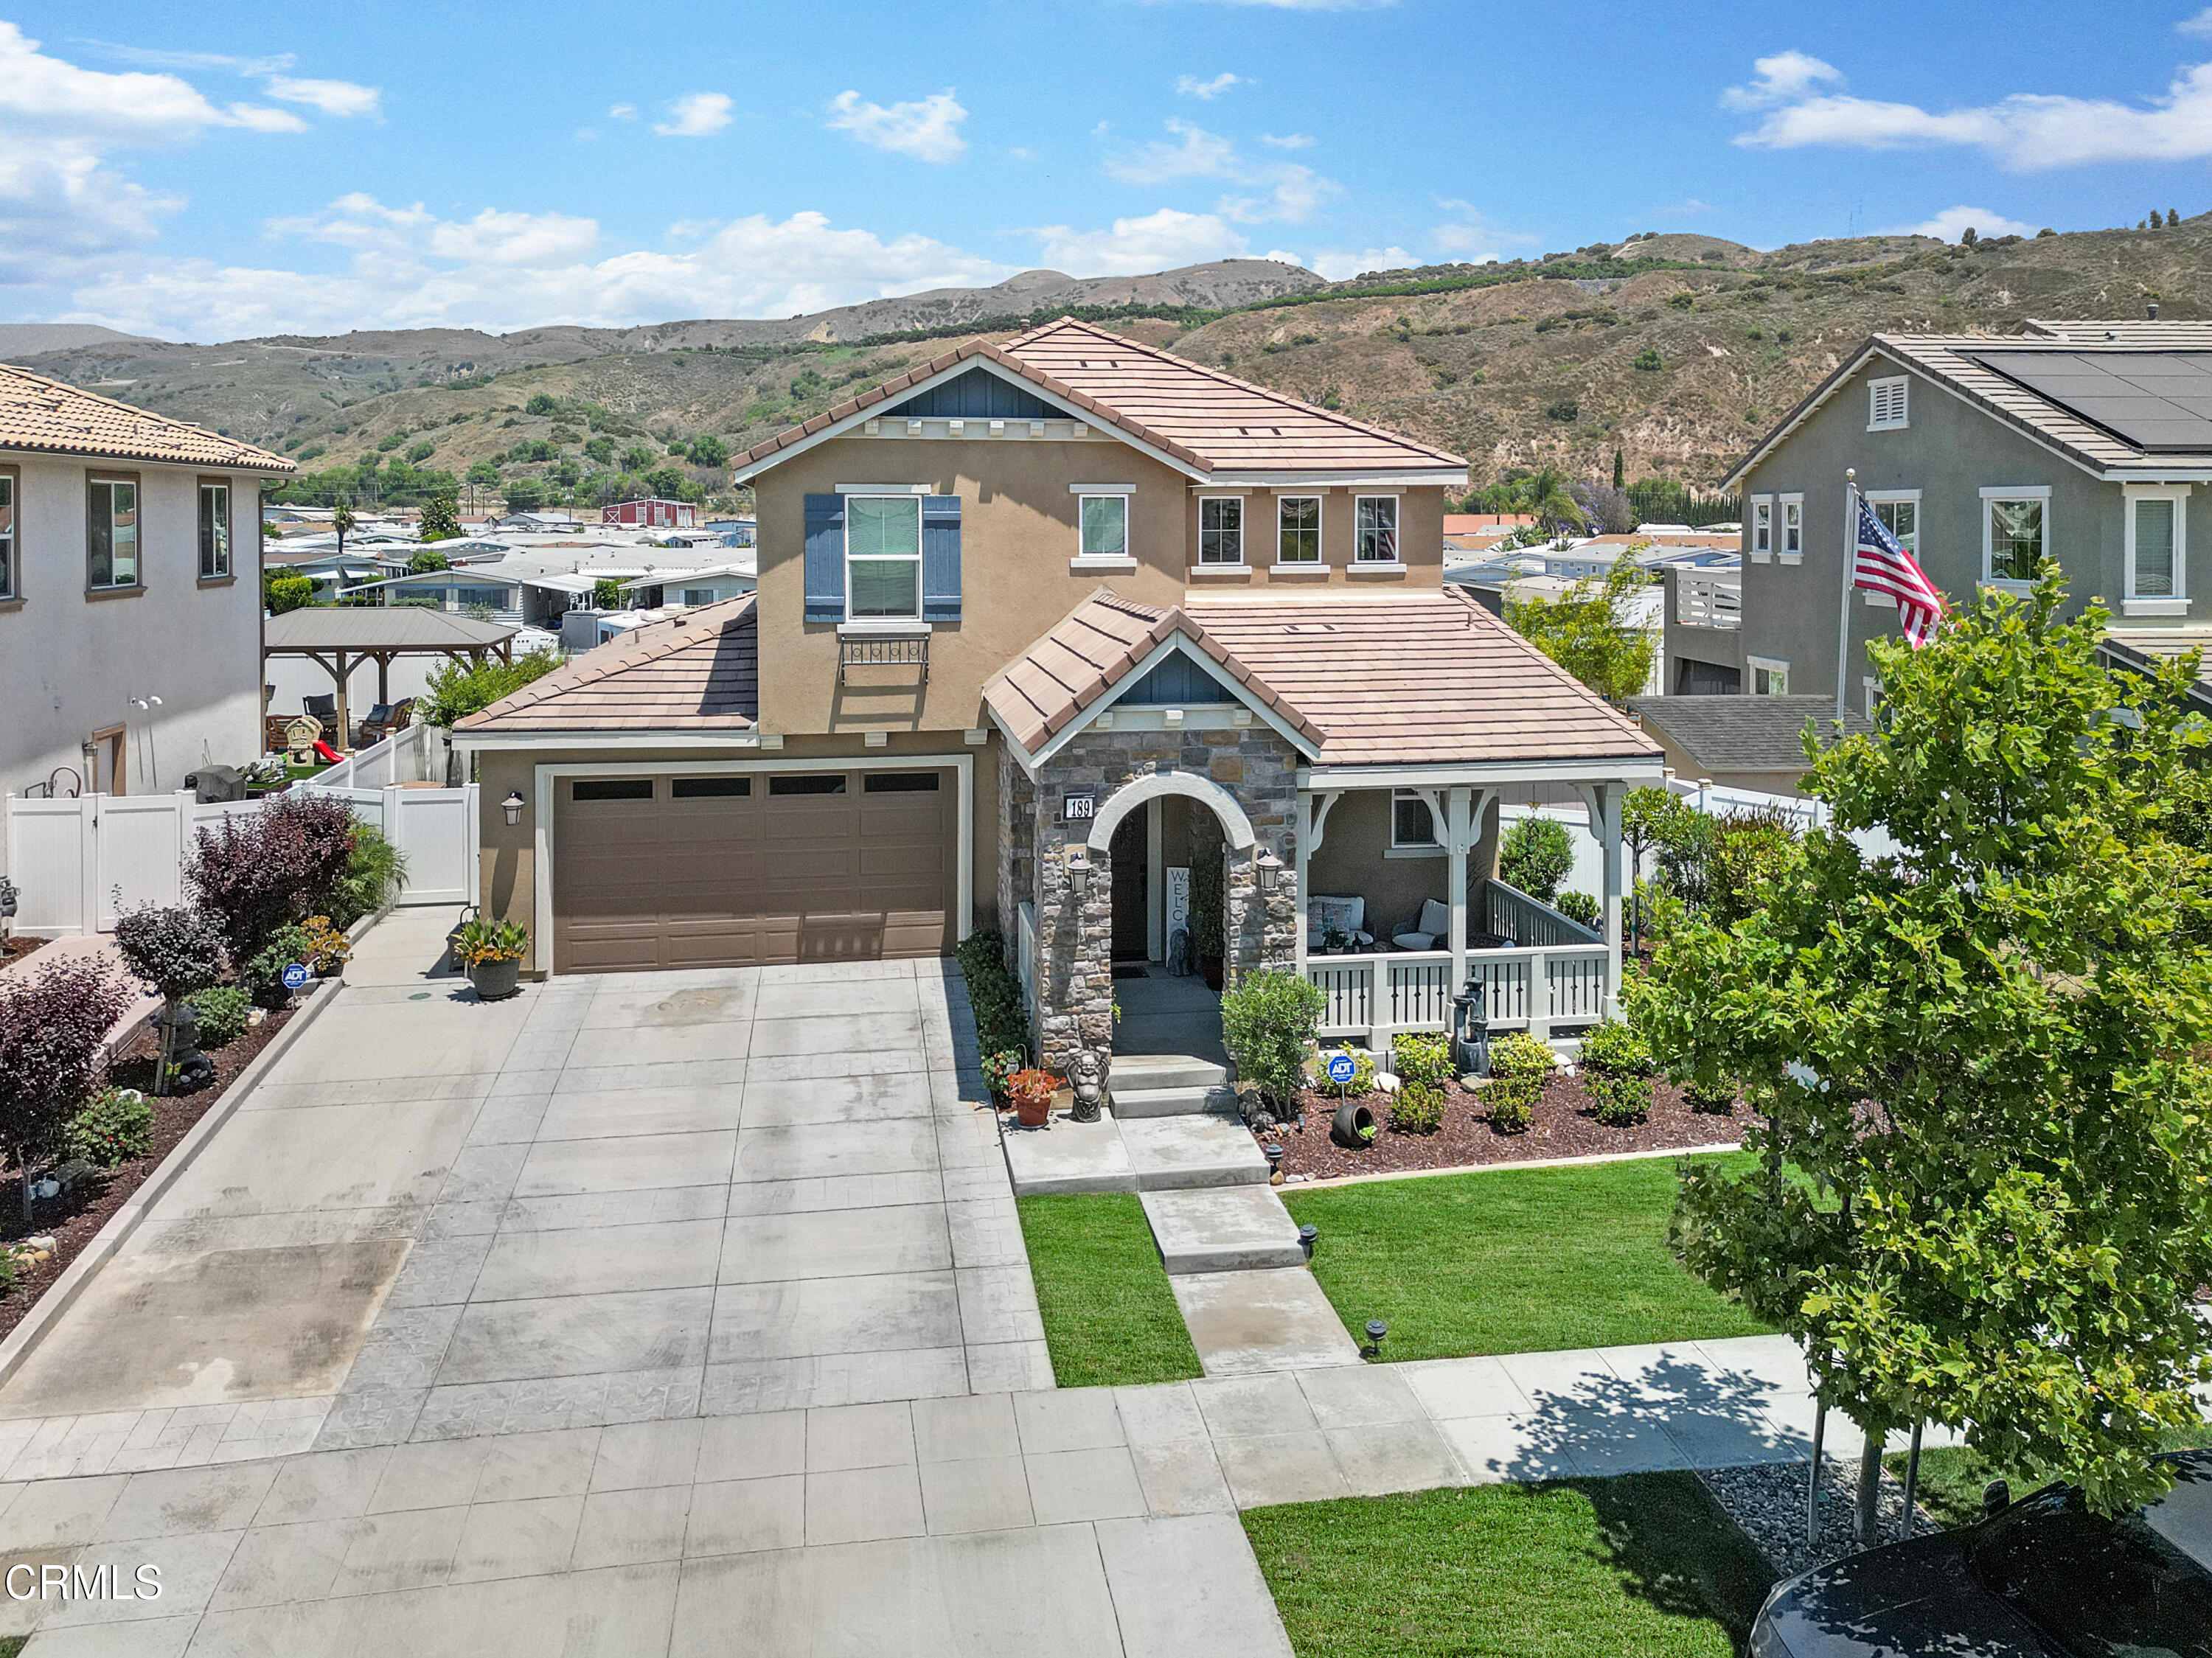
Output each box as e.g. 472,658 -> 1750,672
1641,576 -> 2212,1536
1504,560 -> 1655,703
1498,815 -> 1573,902
418,650 -> 564,728
686,434 -> 730,468
525,392 -> 560,417
466,460 -> 501,487
1612,448 -> 1624,490
584,436 -> 615,465
333,503 -> 355,560
620,445 -> 656,473
502,478 -> 548,513
263,570 -> 314,615
591,578 -> 624,609
417,492 -> 461,543
408,550 -> 451,575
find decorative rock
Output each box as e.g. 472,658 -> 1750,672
1374,1073 -> 1401,1094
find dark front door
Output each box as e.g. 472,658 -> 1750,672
1110,810 -> 1147,961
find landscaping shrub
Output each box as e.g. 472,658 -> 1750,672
243,924 -> 316,1007
113,903 -> 227,1001
322,823 -> 408,928
1391,1031 -> 1453,1090
1499,815 -> 1574,902
1553,889 -> 1601,932
188,986 -> 251,1049
1579,1018 -> 1655,1126
1220,970 -> 1325,1109
188,792 -> 359,961
0,957 -> 134,1211
955,930 -> 1029,1065
418,650 -> 563,728
1314,1048 -> 1377,1095
1683,1076 -> 1739,1114
1482,1031 -> 1555,1134
981,1049 -> 1021,1099
64,1087 -> 154,1167
1388,1081 -> 1445,1134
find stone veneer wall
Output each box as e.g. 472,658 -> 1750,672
1026,725 -> 1302,1072
995,740 -> 1036,974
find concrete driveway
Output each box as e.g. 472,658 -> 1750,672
0,909 -> 1290,1657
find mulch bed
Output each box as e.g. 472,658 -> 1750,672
1259,1073 -> 1746,1182
0,1005 -> 296,1342
0,937 -> 44,970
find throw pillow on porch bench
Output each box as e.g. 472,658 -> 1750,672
1306,895 -> 1374,950
1392,899 -> 1453,952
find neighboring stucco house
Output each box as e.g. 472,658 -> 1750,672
1711,317 -> 2212,716
455,320 -> 1661,1064
0,365 -> 292,807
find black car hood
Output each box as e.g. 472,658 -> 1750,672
1763,1533 -> 2063,1658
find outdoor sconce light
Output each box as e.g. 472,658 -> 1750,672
1065,844 -> 1092,896
1264,1143 -> 1284,1186
501,790 -> 526,826
1256,850 -> 1282,894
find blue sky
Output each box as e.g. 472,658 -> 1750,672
6,0 -> 2211,339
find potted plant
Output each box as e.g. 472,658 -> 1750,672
1004,1067 -> 1055,1129
453,917 -> 529,1000
981,1050 -> 1022,1102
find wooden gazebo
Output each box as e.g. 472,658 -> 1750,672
263,607 -> 518,747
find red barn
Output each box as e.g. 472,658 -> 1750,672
602,498 -> 698,529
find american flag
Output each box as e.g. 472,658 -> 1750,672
1854,494 -> 1945,647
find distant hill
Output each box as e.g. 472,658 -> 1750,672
18,220 -> 2212,491
0,323 -> 158,359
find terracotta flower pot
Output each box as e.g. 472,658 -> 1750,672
1014,1096 -> 1051,1128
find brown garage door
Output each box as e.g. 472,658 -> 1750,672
552,768 -> 958,973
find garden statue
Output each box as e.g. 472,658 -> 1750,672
1165,924 -> 1192,978
160,1000 -> 215,1093
1066,1046 -> 1108,1124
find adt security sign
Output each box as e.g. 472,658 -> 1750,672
280,963 -> 310,992
1326,1053 -> 1357,1087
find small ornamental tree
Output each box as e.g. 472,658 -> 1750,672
1506,560 -> 1657,703
1220,970 -> 1324,1110
1640,574 -> 2212,1536
417,491 -> 461,543
1498,815 -> 1573,903
187,791 -> 360,961
114,902 -> 227,1096
0,957 -> 134,1213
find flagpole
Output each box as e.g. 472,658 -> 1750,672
1834,467 -> 1857,720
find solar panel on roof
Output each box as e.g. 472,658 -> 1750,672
1972,350 -> 2212,453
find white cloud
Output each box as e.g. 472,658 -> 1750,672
1648,198 -> 1720,217
76,43 -> 298,75
1106,118 -> 1240,184
1030,208 -> 1259,276
1722,50 -> 1842,110
2181,7 -> 2212,37
825,89 -> 967,162
1105,119 -> 1337,222
1427,200 -> 1533,264
1260,132 -> 1314,148
654,91 -> 734,137
263,75 -> 380,119
1219,164 -> 1336,223
1891,205 -> 2039,242
64,201 -> 1015,338
1176,72 -> 1244,99
1728,51 -> 2212,168
1309,246 -> 1417,280
608,102 -> 636,119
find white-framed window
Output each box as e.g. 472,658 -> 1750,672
681,587 -> 716,607
1868,376 -> 1910,431
1079,494 -> 1128,560
1354,495 -> 1399,562
1863,675 -> 1881,720
1276,495 -> 1322,564
1391,790 -> 1438,849
1198,496 -> 1244,565
198,480 -> 231,579
1781,494 -> 1804,561
1865,489 -> 1920,555
1748,655 -> 1790,697
2124,484 -> 2188,607
844,493 -> 922,621
1980,486 -> 2051,586
0,467 -> 15,602
1750,496 -> 1774,562
87,476 -> 139,591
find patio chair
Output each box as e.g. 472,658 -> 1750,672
1304,894 -> 1374,953
301,694 -> 341,745
1391,899 -> 1453,952
356,703 -> 398,745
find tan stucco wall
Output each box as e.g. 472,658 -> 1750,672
470,729 -> 1002,974
1307,790 -> 1500,942
1178,484 -> 1448,592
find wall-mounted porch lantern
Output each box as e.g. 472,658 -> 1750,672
1065,843 -> 1092,896
1256,850 -> 1283,894
501,790 -> 526,826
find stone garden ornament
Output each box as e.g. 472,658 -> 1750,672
1065,1045 -> 1109,1124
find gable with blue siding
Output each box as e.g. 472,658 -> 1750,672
883,366 -> 1054,421
1118,649 -> 1237,705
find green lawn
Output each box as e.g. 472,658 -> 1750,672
1245,1474 -> 1774,1658
1281,1154 -> 1770,1361
1891,1424 -> 2212,1530
1015,1193 -> 1203,1387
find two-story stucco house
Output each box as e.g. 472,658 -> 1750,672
1695,318 -> 2212,715
456,321 -> 1662,1067
0,365 -> 293,809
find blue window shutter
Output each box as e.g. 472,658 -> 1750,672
922,495 -> 962,621
803,494 -> 844,622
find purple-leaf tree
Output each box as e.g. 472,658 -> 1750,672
187,793 -> 358,962
0,957 -> 133,1216
112,903 -> 227,1097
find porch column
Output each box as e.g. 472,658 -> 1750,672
1293,791 -> 1310,981
1445,785 -> 1472,1005
1596,783 -> 1624,1019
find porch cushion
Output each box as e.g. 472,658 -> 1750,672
1306,894 -> 1370,948
1391,899 -> 1453,954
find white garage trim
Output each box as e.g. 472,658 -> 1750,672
532,752 -> 974,978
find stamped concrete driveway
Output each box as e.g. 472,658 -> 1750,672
0,908 -> 1290,1657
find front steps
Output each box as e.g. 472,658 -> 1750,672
1141,1187 -> 1307,1273
1003,1109 -> 1267,1196
1107,1053 -> 1239,1119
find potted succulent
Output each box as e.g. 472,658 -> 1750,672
1004,1067 -> 1056,1129
453,916 -> 529,1000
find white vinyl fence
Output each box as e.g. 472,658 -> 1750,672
4,722 -> 476,936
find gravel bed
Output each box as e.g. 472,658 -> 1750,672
1700,1458 -> 1938,1581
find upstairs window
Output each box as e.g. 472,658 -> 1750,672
1982,490 -> 2048,584
1354,496 -> 1399,562
88,477 -> 139,591
0,470 -> 14,601
1079,495 -> 1128,560
1870,495 -> 1919,554
1750,498 -> 1773,560
1869,376 -> 1909,429
2126,488 -> 2188,603
1276,495 -> 1322,564
198,481 -> 231,579
1781,495 -> 1803,558
846,495 -> 922,620
1750,657 -> 1790,696
1199,496 -> 1244,564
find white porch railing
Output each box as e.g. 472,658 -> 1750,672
1310,942 -> 1610,1048
1675,572 -> 1741,630
1481,877 -> 1602,948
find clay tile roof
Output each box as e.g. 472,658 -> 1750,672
0,363 -> 293,472
457,596 -> 758,733
981,588 -> 1322,754
735,318 -> 1465,478
1183,590 -> 1663,767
